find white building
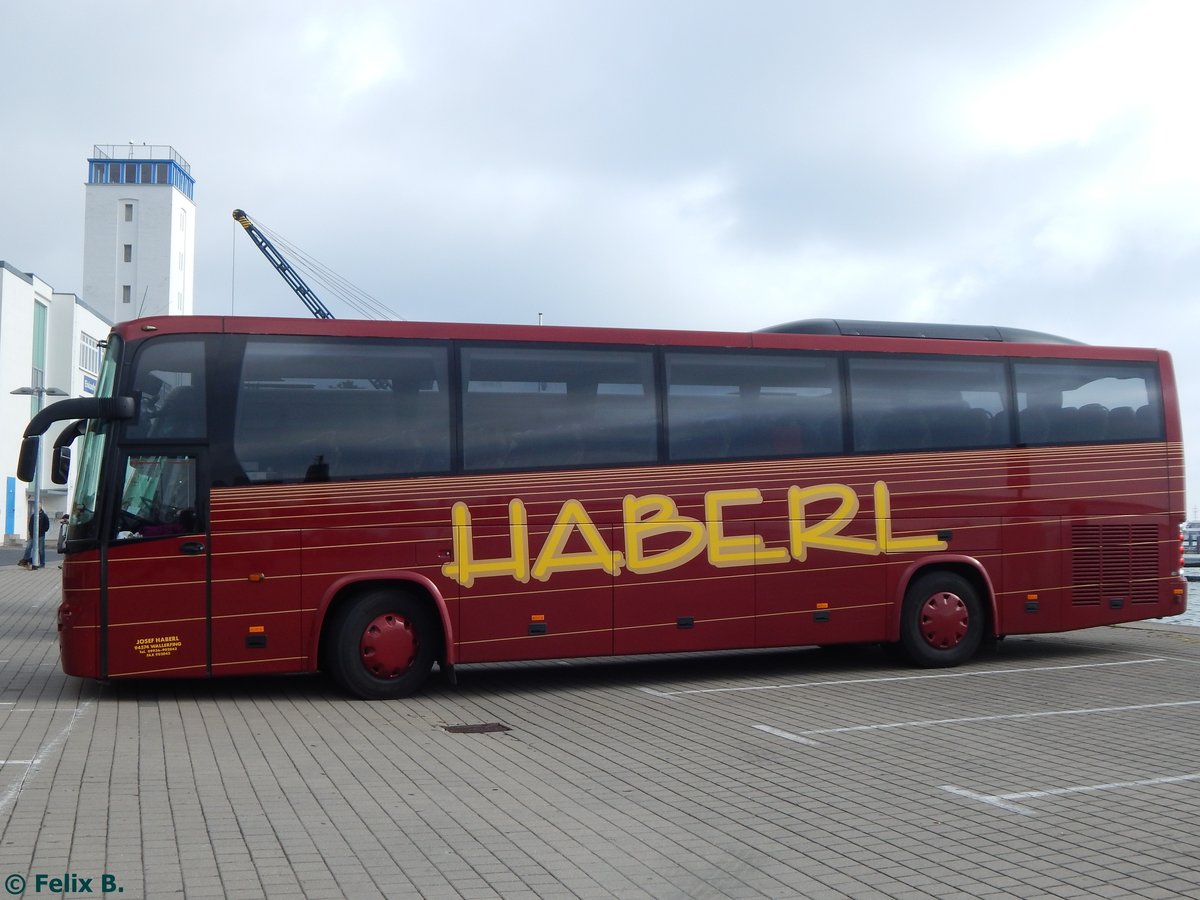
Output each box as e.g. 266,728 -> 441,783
3,143 -> 195,544
82,144 -> 196,324
0,262 -> 110,542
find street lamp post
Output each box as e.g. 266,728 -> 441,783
11,385 -> 68,568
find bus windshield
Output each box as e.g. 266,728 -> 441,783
68,335 -> 122,542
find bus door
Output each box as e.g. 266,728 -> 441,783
209,526 -> 303,677
104,450 -> 209,679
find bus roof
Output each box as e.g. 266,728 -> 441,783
759,318 -> 1082,344
108,315 -> 1163,361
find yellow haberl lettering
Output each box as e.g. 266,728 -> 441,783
787,483 -> 880,561
622,494 -> 706,575
442,499 -> 531,588
444,480 -> 948,588
531,499 -> 624,582
873,481 -> 948,553
704,489 -> 790,567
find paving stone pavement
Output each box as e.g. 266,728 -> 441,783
1,562 -> 1199,899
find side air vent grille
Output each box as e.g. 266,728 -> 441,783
1072,524 -> 1160,606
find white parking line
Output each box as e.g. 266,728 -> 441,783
1122,649 -> 1200,666
0,761 -> 33,766
751,725 -> 817,745
754,698 -> 1200,746
2,708 -> 85,714
640,658 -> 1166,697
0,700 -> 92,816
942,772 -> 1200,816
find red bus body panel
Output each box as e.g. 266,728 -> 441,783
59,548 -> 101,678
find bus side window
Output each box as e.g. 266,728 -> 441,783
665,351 -> 843,462
149,386 -> 204,438
461,346 -> 657,471
233,339 -> 451,483
125,339 -> 207,440
848,356 -> 1009,454
114,455 -> 200,540
1013,361 -> 1164,446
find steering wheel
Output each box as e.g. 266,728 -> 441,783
117,509 -> 152,533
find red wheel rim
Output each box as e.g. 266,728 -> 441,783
919,591 -> 968,649
359,613 -> 417,678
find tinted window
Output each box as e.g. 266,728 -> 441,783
125,339 -> 207,439
850,356 -> 1009,452
233,339 -> 450,483
461,346 -> 657,470
1013,360 -> 1163,445
666,352 -> 843,460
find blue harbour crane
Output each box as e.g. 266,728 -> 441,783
232,208 -> 401,321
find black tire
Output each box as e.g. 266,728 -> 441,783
323,588 -> 439,699
897,570 -> 985,667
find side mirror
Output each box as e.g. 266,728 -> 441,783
50,419 -> 86,485
52,447 -> 71,485
17,436 -> 39,483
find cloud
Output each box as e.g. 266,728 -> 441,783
299,14 -> 408,98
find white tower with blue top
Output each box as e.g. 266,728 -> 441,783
82,144 -> 196,324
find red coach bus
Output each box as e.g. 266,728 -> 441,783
19,316 -> 1186,698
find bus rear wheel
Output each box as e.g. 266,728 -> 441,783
898,571 -> 984,667
324,588 -> 438,699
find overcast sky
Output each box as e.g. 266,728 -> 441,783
4,1 -> 1199,507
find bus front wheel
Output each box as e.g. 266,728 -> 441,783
324,588 -> 438,699
898,571 -> 984,667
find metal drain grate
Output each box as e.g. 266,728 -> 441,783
442,722 -> 511,734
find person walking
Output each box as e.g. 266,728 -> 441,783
17,507 -> 50,569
